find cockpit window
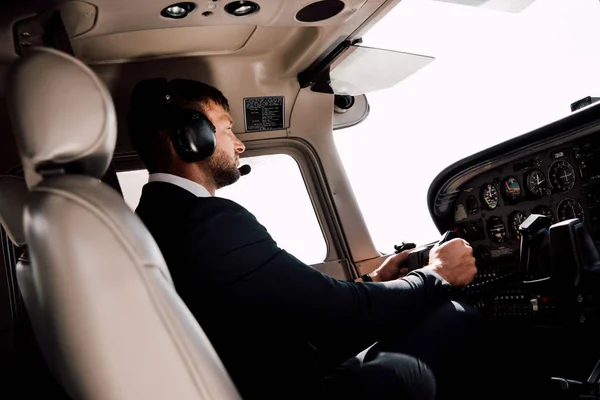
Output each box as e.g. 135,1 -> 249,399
117,154 -> 327,265
334,0 -> 600,253
217,154 -> 327,265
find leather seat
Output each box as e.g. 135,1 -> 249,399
0,175 -> 71,397
4,47 -> 241,400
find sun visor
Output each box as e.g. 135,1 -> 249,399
329,45 -> 435,96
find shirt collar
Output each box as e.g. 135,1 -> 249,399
148,173 -> 212,198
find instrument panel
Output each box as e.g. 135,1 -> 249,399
425,105 -> 600,326
453,138 -> 600,273
444,136 -> 600,324
419,106 -> 600,394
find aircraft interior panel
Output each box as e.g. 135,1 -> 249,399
425,105 -> 600,328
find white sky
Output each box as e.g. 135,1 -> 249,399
334,0 -> 600,253
120,0 -> 600,264
217,154 -> 327,264
119,155 -> 328,265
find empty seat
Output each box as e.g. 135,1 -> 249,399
5,47 -> 241,400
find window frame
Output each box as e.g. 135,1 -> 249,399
113,138 -> 357,280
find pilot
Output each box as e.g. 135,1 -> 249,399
128,78 -> 482,400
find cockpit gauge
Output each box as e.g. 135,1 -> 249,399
480,183 -> 499,210
557,198 -> 585,222
532,205 -> 555,223
548,160 -> 576,193
487,216 -> 506,243
525,169 -> 547,197
501,176 -> 521,202
508,211 -> 526,240
466,196 -> 478,215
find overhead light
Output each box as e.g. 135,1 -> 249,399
225,1 -> 260,17
161,2 -> 196,19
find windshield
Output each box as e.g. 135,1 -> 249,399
334,0 -> 600,253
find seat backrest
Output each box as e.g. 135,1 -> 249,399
0,175 -> 71,397
101,162 -> 124,197
5,47 -> 241,400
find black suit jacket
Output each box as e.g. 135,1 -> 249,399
136,181 -> 451,399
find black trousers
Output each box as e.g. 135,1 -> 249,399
322,301 -> 485,400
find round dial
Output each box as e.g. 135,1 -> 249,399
548,160 -> 576,193
557,198 -> 585,222
480,183 -> 499,210
525,169 -> 547,197
501,176 -> 521,202
509,211 -> 526,239
487,216 -> 506,243
532,205 -> 555,223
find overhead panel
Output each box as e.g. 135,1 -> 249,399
12,0 -> 376,64
71,25 -> 257,64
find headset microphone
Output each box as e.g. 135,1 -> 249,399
239,164 -> 251,176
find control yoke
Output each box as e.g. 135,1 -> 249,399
519,214 -> 552,285
403,231 -> 460,273
518,214 -> 600,292
549,223 -> 600,397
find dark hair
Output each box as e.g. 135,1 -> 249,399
127,78 -> 230,173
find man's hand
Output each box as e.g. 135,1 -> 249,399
368,251 -> 411,282
425,238 -> 477,287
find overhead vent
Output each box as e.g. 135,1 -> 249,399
296,0 -> 345,22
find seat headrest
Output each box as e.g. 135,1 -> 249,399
0,176 -> 27,247
6,47 -> 117,188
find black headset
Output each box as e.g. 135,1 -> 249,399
136,78 -> 217,163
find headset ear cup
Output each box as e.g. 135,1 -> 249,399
171,110 -> 216,162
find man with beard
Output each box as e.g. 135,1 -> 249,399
128,78 -> 483,400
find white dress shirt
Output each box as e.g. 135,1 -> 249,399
149,173 -> 212,198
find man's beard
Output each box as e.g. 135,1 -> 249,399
206,148 -> 240,189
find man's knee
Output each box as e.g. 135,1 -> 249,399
438,300 -> 483,320
428,301 -> 487,377
358,353 -> 436,400
429,300 -> 485,336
